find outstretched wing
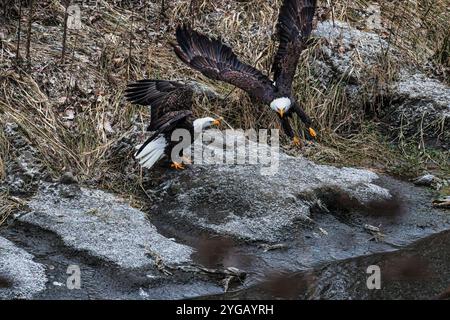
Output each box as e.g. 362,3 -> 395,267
125,80 -> 194,131
172,25 -> 276,104
272,0 -> 316,96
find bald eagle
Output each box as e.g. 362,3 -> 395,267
125,80 -> 220,170
172,0 -> 318,145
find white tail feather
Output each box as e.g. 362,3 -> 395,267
135,135 -> 167,169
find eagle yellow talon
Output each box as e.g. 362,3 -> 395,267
309,127 -> 317,138
170,162 -> 185,170
292,136 -> 302,146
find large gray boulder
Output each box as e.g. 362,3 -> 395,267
385,72 -> 450,148
19,183 -> 193,269
312,20 -> 390,113
153,155 -> 391,243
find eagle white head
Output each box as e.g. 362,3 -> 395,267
193,117 -> 221,131
270,97 -> 292,118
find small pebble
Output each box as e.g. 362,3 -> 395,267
60,172 -> 78,185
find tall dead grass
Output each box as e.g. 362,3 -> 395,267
0,124 -> 9,181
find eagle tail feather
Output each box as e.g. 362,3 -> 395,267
135,134 -> 167,169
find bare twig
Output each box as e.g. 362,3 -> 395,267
15,0 -> 22,64
61,0 -> 70,63
64,29 -> 78,109
160,0 -> 166,20
25,0 -> 35,68
127,12 -> 134,81
327,0 -> 335,27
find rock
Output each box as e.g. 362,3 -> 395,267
19,183 -> 193,269
0,236 -> 47,299
59,172 -> 78,185
148,133 -> 428,246
433,196 -> 450,209
1,122 -> 45,194
313,21 -> 450,147
386,72 -> 450,148
313,20 -> 389,86
413,174 -> 437,187
154,158 -> 391,243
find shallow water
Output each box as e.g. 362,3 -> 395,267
203,229 -> 450,300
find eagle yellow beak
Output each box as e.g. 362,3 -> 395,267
309,127 -> 317,138
277,109 -> 285,118
212,119 -> 221,126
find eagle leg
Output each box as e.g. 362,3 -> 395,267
181,156 -> 192,165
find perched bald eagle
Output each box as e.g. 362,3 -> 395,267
125,80 -> 220,170
172,0 -> 318,145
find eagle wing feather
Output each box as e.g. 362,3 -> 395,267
173,25 -> 276,104
272,0 -> 317,96
124,79 -> 194,131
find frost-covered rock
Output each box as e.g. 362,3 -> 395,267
0,237 -> 47,299
19,183 -> 193,269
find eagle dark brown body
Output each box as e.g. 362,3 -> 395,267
125,80 -> 219,170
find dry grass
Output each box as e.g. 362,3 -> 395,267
0,192 -> 21,227
0,0 -> 449,196
332,0 -> 450,71
0,123 -> 9,181
0,71 -> 136,181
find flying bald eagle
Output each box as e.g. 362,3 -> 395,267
172,0 -> 317,145
125,80 -> 220,170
